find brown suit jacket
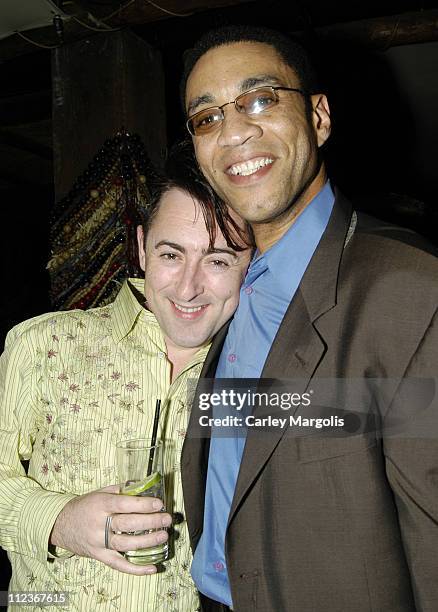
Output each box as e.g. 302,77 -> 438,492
182,191 -> 438,612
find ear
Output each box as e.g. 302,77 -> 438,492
137,225 -> 146,272
311,94 -> 331,147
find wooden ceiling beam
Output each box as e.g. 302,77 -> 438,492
314,9 -> 438,49
73,0 -> 255,25
0,0 -> 255,62
1,4 -> 438,64
2,4 -> 438,65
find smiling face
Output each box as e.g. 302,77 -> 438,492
186,41 -> 331,251
137,187 -> 251,355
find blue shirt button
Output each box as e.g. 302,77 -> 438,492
227,353 -> 237,363
213,561 -> 225,572
244,286 -> 253,295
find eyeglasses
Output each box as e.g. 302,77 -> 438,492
186,85 -> 307,136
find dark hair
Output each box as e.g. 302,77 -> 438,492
141,139 -> 252,251
181,25 -> 319,115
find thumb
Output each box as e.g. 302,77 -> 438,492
98,484 -> 122,494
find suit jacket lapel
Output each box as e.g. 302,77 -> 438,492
228,290 -> 326,522
181,321 -> 229,544
229,190 -> 354,523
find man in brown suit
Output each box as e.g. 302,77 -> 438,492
181,25 -> 438,611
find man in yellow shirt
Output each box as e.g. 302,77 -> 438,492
0,143 -> 251,611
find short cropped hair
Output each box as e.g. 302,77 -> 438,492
141,140 -> 252,251
181,25 -> 319,113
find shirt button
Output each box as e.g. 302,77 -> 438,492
244,286 -> 253,295
213,560 -> 225,572
228,353 -> 236,363
158,352 -> 165,359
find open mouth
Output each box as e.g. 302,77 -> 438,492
173,303 -> 204,313
171,300 -> 208,318
227,157 -> 274,177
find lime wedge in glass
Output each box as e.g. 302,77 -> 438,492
122,472 -> 161,496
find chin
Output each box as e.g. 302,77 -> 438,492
170,334 -> 209,349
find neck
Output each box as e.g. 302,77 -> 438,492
254,166 -> 327,253
167,343 -> 201,383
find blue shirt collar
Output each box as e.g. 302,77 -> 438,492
246,181 -> 335,294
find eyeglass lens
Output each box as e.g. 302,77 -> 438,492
188,87 -> 278,135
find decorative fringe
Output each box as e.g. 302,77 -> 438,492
48,131 -> 158,310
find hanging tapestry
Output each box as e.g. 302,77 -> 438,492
48,131 -> 158,310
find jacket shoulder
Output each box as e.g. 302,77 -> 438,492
341,210 -> 438,318
355,210 -> 438,258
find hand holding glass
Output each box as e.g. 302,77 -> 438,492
116,438 -> 168,565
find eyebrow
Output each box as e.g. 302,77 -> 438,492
155,240 -> 185,252
205,247 -> 238,259
187,94 -> 215,115
240,74 -> 283,91
154,240 -> 238,258
187,74 -> 284,115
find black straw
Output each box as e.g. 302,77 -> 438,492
147,399 -> 161,476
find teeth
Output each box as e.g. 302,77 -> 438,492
229,157 -> 273,176
173,302 -> 204,313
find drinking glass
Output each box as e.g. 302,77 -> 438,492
116,438 -> 168,565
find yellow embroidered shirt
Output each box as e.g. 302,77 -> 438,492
0,279 -> 209,611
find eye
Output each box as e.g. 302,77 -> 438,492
241,89 -> 277,114
194,109 -> 222,131
209,259 -> 229,268
252,93 -> 276,111
198,115 -> 215,127
160,252 -> 178,261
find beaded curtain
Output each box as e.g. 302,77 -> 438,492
48,131 -> 158,310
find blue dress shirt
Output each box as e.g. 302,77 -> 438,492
191,182 -> 335,606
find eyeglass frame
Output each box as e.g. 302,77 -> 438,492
186,85 -> 308,136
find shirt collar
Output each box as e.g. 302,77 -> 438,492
247,181 -> 335,292
111,278 -> 159,342
111,279 -> 211,365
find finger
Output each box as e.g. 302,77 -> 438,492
112,512 -> 172,533
108,494 -> 165,514
111,529 -> 168,553
95,549 -> 158,576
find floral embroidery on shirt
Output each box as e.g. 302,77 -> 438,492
124,381 -> 140,391
95,588 -> 121,608
119,399 -> 132,412
2,280 -> 208,611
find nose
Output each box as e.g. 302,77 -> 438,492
217,105 -> 263,147
174,261 -> 204,303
